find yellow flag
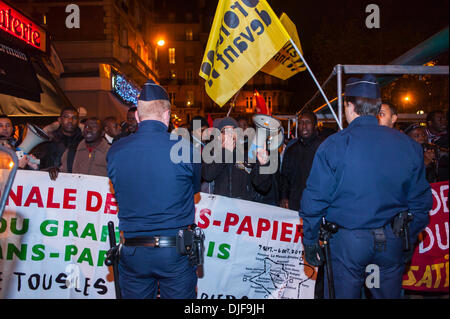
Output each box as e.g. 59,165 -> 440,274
261,13 -> 306,80
199,0 -> 291,107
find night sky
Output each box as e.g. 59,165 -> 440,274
204,0 -> 449,112
270,0 -> 449,110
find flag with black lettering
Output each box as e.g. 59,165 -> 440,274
261,13 -> 306,80
199,0 -> 291,107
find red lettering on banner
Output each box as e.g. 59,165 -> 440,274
236,216 -> 254,236
197,209 -> 211,229
86,191 -> 102,212
7,185 -> 23,206
63,189 -> 77,209
224,213 -> 239,232
46,187 -> 60,208
271,220 -> 278,240
195,208 -> 304,243
280,222 -> 293,242
104,193 -> 118,214
23,186 -> 44,208
256,218 -> 270,238
294,224 -> 303,243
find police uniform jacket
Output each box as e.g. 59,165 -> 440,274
300,116 -> 433,245
107,120 -> 201,236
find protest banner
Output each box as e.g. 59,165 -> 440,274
0,170 -> 118,298
0,171 -> 315,299
3,171 -> 445,298
402,181 -> 449,292
195,193 -> 315,299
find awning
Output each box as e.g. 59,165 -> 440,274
0,41 -> 42,102
0,43 -> 73,117
64,90 -> 129,121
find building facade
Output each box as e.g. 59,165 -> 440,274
14,0 -> 295,125
14,0 -> 158,121
154,0 -> 294,125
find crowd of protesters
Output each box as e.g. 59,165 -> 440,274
1,102 -> 447,191
0,98 -> 448,300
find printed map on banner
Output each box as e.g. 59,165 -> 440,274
195,193 -> 316,299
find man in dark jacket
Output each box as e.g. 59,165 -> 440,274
33,107 -> 83,171
202,117 -> 276,203
280,111 -> 324,211
113,107 -> 138,143
202,117 -> 252,200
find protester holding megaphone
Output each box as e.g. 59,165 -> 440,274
0,115 -> 40,170
201,116 -> 280,205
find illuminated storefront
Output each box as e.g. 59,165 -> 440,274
0,0 -> 72,119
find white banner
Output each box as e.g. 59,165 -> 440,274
0,171 -> 315,299
0,170 -> 117,298
195,193 -> 315,299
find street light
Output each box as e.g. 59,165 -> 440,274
157,39 -> 165,47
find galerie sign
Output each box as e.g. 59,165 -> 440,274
0,1 -> 47,53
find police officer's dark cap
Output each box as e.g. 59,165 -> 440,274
345,74 -> 381,99
138,79 -> 170,102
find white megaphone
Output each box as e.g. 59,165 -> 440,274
16,123 -> 50,165
247,114 -> 284,162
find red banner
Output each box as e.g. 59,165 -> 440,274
402,181 -> 449,292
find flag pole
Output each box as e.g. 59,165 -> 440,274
289,39 -> 343,130
227,88 -> 241,117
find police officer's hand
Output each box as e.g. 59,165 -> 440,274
303,243 -> 324,267
48,167 -> 60,181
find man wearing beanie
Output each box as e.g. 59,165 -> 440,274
107,79 -> 201,299
202,116 -> 272,201
299,74 -> 432,299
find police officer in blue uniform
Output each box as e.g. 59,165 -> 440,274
299,74 -> 432,299
107,79 -> 201,299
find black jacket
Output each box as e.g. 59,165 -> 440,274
32,127 -> 83,170
201,147 -> 279,204
250,154 -> 281,206
280,133 -> 324,211
202,148 -> 252,200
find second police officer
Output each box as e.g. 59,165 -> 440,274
299,74 -> 432,299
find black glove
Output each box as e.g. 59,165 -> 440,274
303,243 -> 325,267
